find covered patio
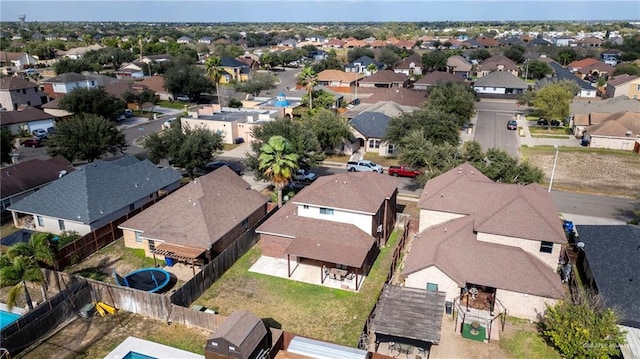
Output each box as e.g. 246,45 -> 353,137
368,284 -> 446,358
152,242 -> 206,277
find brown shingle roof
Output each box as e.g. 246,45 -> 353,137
132,76 -> 167,94
0,51 -> 24,62
317,69 -> 363,83
1,156 -> 74,199
607,74 -> 639,87
478,54 -> 519,72
402,216 -> 565,298
358,70 -> 408,85
567,58 -> 599,69
292,172 -> 397,214
210,310 -> 267,359
119,166 -> 268,249
104,81 -> 137,99
588,112 -> 640,137
414,71 -> 465,85
418,163 -> 566,243
358,87 -> 427,107
394,54 -> 422,69
580,62 -> 615,74
0,77 -> 38,90
0,108 -> 53,126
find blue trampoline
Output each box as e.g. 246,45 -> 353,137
113,268 -> 171,293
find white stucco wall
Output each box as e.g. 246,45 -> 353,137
473,86 -> 507,94
496,288 -> 559,321
404,266 -> 460,301
181,117 -> 237,144
476,232 -> 560,270
589,136 -> 637,151
296,204 -> 372,235
33,215 -> 91,235
418,209 -> 466,233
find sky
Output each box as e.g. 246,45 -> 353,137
1,0 -> 638,23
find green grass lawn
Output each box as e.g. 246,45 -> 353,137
323,153 -> 350,163
195,230 -> 401,346
158,100 -> 189,110
528,127 -> 572,135
362,153 -> 400,167
521,145 -> 639,158
500,330 -> 561,359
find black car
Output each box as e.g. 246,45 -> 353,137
537,119 -> 561,126
196,161 -> 242,176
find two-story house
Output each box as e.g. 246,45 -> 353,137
402,163 -> 566,321
256,172 -> 398,290
345,56 -> 385,76
0,77 -> 47,111
41,73 -> 120,99
475,55 -> 520,78
0,51 -> 38,73
218,56 -> 251,83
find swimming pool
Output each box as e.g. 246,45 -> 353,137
0,309 -> 20,329
123,352 -> 157,359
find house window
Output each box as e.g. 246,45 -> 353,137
90,81 -> 96,86
426,282 -> 438,292
540,241 -> 554,253
303,205 -> 309,209
241,218 -> 249,231
368,139 -> 380,149
58,220 -> 65,231
387,144 -> 395,155
22,89 -> 26,94
148,239 -> 155,251
135,231 -> 143,243
37,215 -> 44,227
129,204 -> 134,211
319,207 -> 334,215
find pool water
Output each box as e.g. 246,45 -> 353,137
0,309 -> 20,329
123,351 -> 158,359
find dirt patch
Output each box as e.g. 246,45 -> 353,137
523,148 -> 640,197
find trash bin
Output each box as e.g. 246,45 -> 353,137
445,301 -> 453,315
165,257 -> 175,267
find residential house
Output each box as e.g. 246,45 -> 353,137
342,100 -> 418,120
600,49 -> 622,66
1,157 -> 73,222
570,96 -> 640,138
277,39 -> 298,48
553,36 -> 576,47
402,163 -> 566,321
345,56 -> 385,76
132,76 -> 172,101
236,55 -> 260,72
582,112 -> 640,152
307,49 -> 329,62
0,108 -> 55,136
578,61 -> 615,80
317,69 -> 363,87
158,36 -> 172,43
369,39 -> 388,49
393,54 -> 423,77
530,37 -> 552,46
198,37 -> 214,45
8,156 -> 182,236
476,55 -> 519,78
61,44 -> 103,60
446,55 -> 473,78
349,112 -> 395,156
413,71 -> 465,91
0,51 -> 38,72
324,39 -> 345,48
0,76 -> 47,110
475,37 -> 500,48
119,167 -> 268,264
574,225 -> 640,353
115,62 -> 145,80
606,74 -> 640,98
567,58 -> 599,73
473,71 -> 528,95
580,36 -> 604,48
176,36 -> 192,44
358,70 -> 408,88
41,73 -> 120,99
241,92 -> 302,120
546,62 -> 597,98
256,172 -> 398,290
181,104 -> 278,144
218,56 -> 251,83
40,97 -> 74,119
343,39 -> 367,48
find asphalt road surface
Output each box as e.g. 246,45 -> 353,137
474,108 -> 520,158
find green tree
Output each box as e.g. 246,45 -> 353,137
299,66 -> 318,110
205,56 -> 223,105
163,64 -> 214,102
302,89 -> 335,110
235,72 -> 278,97
144,122 -> 223,177
426,82 -> 477,127
421,50 -> 449,72
53,58 -> 99,74
1,128 -> 14,164
612,63 -> 640,76
503,45 -> 525,63
533,82 -> 575,125
58,87 -> 125,120
555,48 -> 578,66
347,47 -> 375,63
483,148 -> 543,184
122,89 -> 158,112
385,108 -> 460,146
470,49 -> 491,61
527,60 -> 553,80
542,292 -> 626,358
258,136 -> 299,208
304,109 -> 352,151
0,255 -> 43,310
377,47 -> 400,67
397,129 -> 460,174
46,114 -> 127,163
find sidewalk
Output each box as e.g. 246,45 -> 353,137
517,118 -> 582,148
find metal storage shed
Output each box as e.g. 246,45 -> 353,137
286,336 -> 368,359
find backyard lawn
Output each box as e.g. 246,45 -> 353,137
158,100 -> 189,110
194,230 -> 402,347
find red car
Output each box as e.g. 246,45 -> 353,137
388,165 -> 422,178
21,137 -> 43,148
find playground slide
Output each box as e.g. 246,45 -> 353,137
97,302 -> 117,315
95,303 -> 106,317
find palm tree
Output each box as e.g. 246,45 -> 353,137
0,255 -> 44,310
259,136 -> 299,208
366,63 -> 378,75
299,66 -> 318,110
5,233 -> 56,302
205,56 -> 223,106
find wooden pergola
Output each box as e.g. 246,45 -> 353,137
153,242 -> 206,276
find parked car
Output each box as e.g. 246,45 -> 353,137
293,169 -> 317,183
46,127 -> 55,135
537,119 -> 561,127
176,95 -> 190,102
22,137 -> 42,148
32,128 -> 47,138
115,113 -> 127,122
162,118 -> 176,130
388,165 -> 422,178
346,160 -> 384,173
195,160 -> 242,176
124,109 -> 133,118
507,120 -> 518,130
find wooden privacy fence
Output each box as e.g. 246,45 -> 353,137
55,197 -> 163,268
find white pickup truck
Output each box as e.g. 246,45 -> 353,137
293,169 -> 317,182
346,160 -> 384,173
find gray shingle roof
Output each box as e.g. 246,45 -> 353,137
474,71 -> 528,89
43,72 -> 91,83
577,225 -> 640,327
350,112 -> 392,138
545,62 -> 594,90
9,156 -> 182,224
346,56 -> 383,69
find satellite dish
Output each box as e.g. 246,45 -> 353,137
576,241 -> 585,249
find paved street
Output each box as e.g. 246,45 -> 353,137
473,109 -> 520,158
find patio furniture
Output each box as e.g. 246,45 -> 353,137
330,267 -> 347,281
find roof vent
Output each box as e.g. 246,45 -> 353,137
135,183 -> 139,188
193,202 -> 197,206
146,177 -> 149,180
626,130 -> 632,136
444,228 -> 447,232
440,193 -> 443,197
100,210 -> 104,214
59,170 -> 67,178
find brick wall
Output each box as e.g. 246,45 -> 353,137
260,233 -> 293,258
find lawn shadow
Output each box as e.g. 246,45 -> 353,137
262,317 -> 282,329
71,256 -> 123,281
157,272 -> 179,294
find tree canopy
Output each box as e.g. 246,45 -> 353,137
235,72 -> 278,97
46,114 -> 127,162
258,135 -> 299,208
385,108 -> 460,146
58,87 -> 125,121
612,62 -> 640,76
425,81 -> 477,127
53,58 -> 99,74
377,47 -> 401,67
163,64 -> 214,101
347,48 -> 375,63
1,128 -> 14,164
533,81 -> 575,122
421,50 -> 449,72
526,60 -> 553,80
303,109 -> 352,151
144,121 -> 223,177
